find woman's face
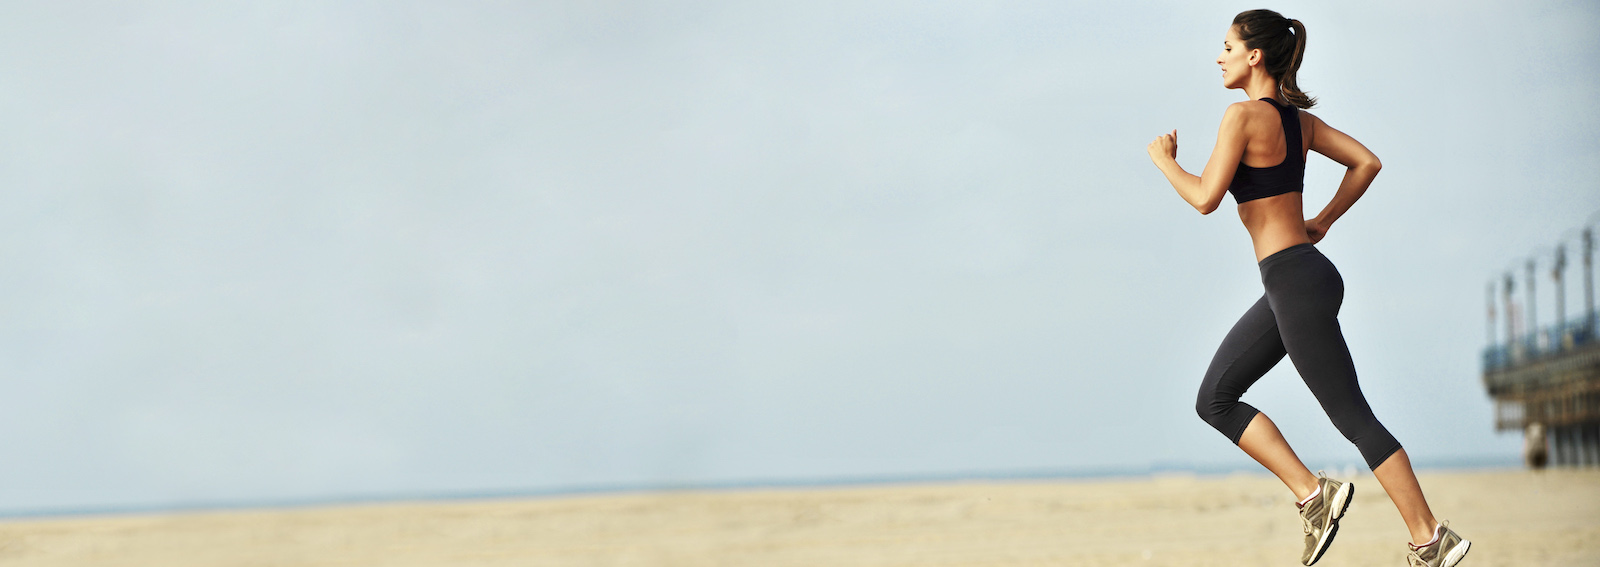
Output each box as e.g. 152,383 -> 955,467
1217,26 -> 1254,89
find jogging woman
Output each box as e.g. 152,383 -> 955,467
1145,9 -> 1471,567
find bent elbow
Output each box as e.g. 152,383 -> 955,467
1364,156 -> 1382,173
1195,202 -> 1218,215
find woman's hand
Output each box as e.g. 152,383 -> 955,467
1147,129 -> 1177,165
1305,218 -> 1329,244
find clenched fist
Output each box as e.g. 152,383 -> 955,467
1147,129 -> 1177,164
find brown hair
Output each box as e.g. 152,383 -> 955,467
1232,9 -> 1316,109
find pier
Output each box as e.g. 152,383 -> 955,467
1483,221 -> 1600,468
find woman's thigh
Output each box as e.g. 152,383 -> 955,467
1200,294 -> 1287,405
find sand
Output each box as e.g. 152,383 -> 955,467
1,469 -> 1596,566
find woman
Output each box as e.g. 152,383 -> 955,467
1145,10 -> 1471,567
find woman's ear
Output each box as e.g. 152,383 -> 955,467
1248,49 -> 1262,67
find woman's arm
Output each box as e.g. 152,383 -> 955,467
1303,113 -> 1381,242
1148,103 -> 1250,215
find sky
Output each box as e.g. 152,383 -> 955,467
0,1 -> 1595,515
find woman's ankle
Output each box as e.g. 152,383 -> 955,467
1408,522 -> 1441,548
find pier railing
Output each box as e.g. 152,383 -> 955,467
1483,312 -> 1599,373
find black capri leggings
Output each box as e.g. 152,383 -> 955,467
1195,243 -> 1402,471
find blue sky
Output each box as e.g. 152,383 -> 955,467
0,1 -> 1595,514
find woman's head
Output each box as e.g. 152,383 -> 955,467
1222,9 -> 1316,108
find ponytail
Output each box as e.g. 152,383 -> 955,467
1232,10 -> 1317,109
1281,19 -> 1315,109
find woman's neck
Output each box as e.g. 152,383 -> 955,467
1244,77 -> 1281,103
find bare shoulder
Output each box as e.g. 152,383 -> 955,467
1223,100 -> 1288,128
1220,100 -> 1267,129
1301,110 -> 1322,145
1225,100 -> 1276,118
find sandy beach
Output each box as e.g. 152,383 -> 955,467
1,469 -> 1595,566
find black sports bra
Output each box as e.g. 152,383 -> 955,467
1227,97 -> 1305,204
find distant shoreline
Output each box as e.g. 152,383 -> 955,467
0,453 -> 1522,521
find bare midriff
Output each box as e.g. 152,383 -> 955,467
1238,192 -> 1311,262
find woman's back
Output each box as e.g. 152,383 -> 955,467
1232,98 -> 1314,261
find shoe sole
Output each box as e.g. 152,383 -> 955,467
1442,540 -> 1471,567
1305,482 -> 1354,566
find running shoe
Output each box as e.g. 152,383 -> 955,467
1406,521 -> 1471,567
1299,472 -> 1354,566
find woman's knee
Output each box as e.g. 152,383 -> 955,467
1331,413 -> 1397,450
1195,387 -> 1229,427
